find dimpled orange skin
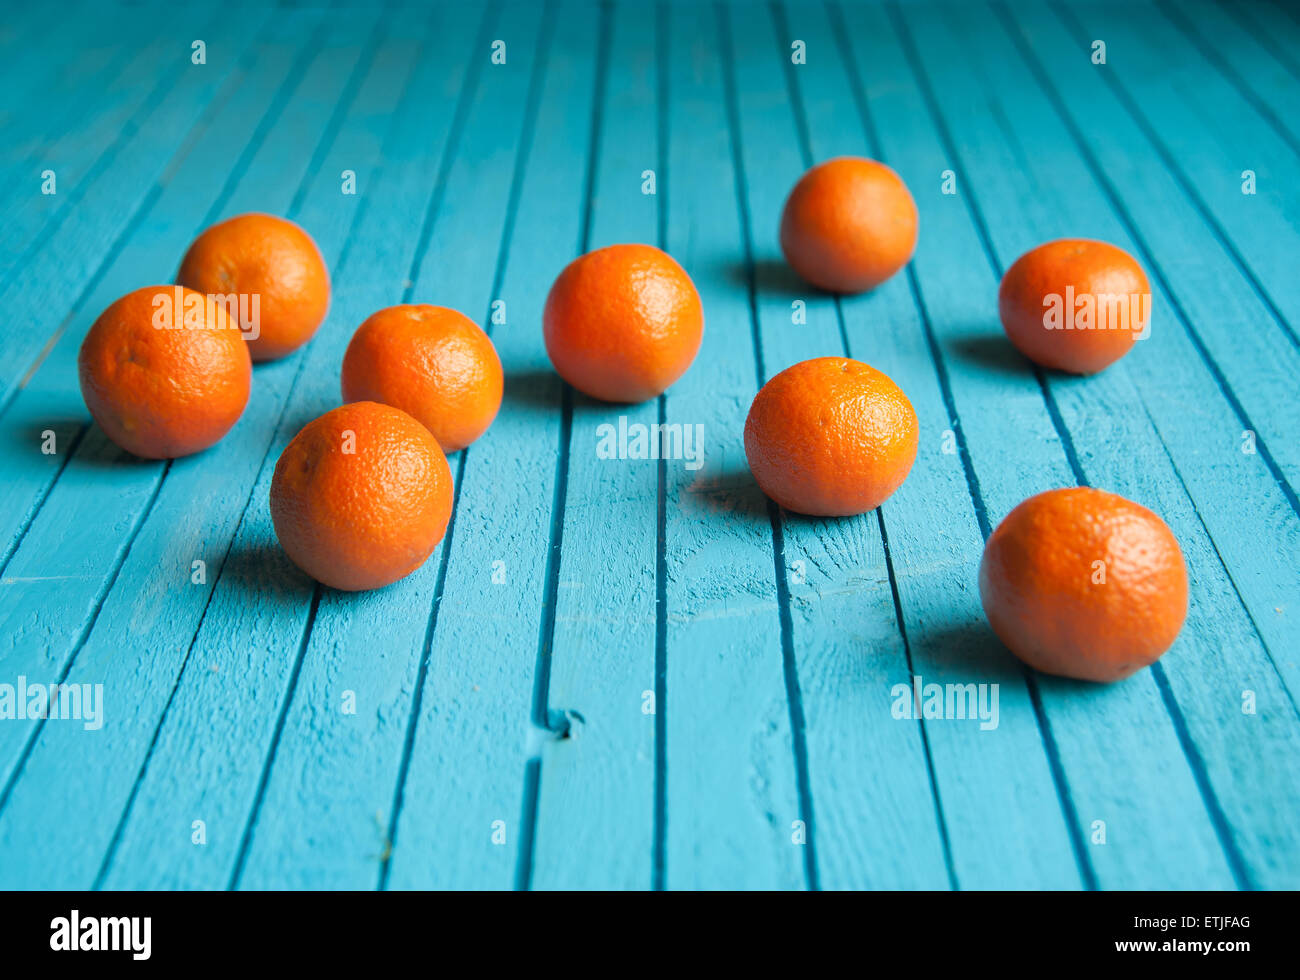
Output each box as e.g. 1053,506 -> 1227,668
979,487 -> 1188,683
998,239 -> 1150,374
744,357 -> 918,517
543,243 -> 703,403
779,156 -> 918,294
78,285 -> 251,459
340,305 -> 502,453
176,212 -> 330,362
269,402 -> 453,592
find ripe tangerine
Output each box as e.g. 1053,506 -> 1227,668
543,243 -> 703,403
269,401 -> 453,591
979,487 -> 1188,682
744,356 -> 918,517
341,305 -> 503,453
78,285 -> 251,459
998,238 -> 1151,374
177,212 -> 330,362
779,156 -> 918,294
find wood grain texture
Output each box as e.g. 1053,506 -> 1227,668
384,0 -> 596,891
659,0 -> 804,892
900,0 -> 1300,887
0,0 -> 1296,889
526,0 -> 663,891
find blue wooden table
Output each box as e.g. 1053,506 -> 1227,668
0,0 -> 1297,891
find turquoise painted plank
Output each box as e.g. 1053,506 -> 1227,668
0,0 -> 1294,892
0,7 -> 274,413
883,0 -> 1232,891
899,0 -> 1300,887
527,0 -> 662,891
0,8 -> 315,579
0,3 -> 183,287
782,0 -> 1082,890
1032,0 -> 1300,504
722,0 -> 951,890
1062,2 -> 1300,340
793,0 -> 1069,889
0,6 -> 380,890
938,0 -> 1300,888
1219,0 -> 1300,87
0,1 -> 101,127
1007,0 -> 1300,723
0,3 -> 65,69
0,4 -> 138,193
239,1 -> 552,891
1155,0 -> 1300,153
384,0 -> 598,891
0,5 -> 227,297
88,6 -> 459,892
0,7 -> 280,844
658,0 -> 804,891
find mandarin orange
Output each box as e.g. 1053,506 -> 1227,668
998,239 -> 1150,374
979,487 -> 1188,682
779,156 -> 918,294
543,243 -> 703,403
341,305 -> 502,453
744,356 -> 918,516
78,285 -> 251,459
269,401 -> 453,591
177,212 -> 330,362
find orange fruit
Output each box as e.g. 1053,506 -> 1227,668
176,212 -> 330,362
779,156 -> 918,294
978,487 -> 1188,682
743,357 -> 918,516
340,305 -> 502,453
998,239 -> 1151,374
269,401 -> 453,592
543,243 -> 703,402
78,285 -> 251,459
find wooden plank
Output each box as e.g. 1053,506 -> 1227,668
0,1 -> 102,126
1006,0 -> 1300,719
88,4 -> 474,892
239,0 -> 550,891
1155,0 -> 1300,154
884,0 -> 1233,891
0,5 -> 381,890
0,5 -> 229,299
0,1 -> 290,810
1059,1 -> 1300,340
0,6 -> 283,412
974,0 -> 1300,889
897,0 -> 1300,888
526,0 -> 662,891
718,0 -> 951,890
1217,0 -> 1300,88
385,0 -> 598,891
0,3 -> 140,193
657,0 -> 804,891
785,0 -> 1083,889
1027,2 -> 1300,504
0,7 -> 315,580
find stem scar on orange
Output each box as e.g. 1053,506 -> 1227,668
341,304 -> 503,453
543,243 -> 703,403
998,238 -> 1151,374
780,156 -> 918,294
269,402 -> 453,592
744,357 -> 918,517
978,487 -> 1188,682
78,285 -> 251,459
177,212 -> 330,362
